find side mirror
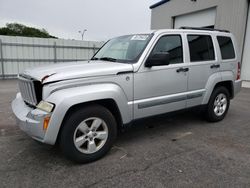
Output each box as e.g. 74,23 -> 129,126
145,52 -> 170,67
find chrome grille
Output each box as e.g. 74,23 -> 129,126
18,77 -> 38,106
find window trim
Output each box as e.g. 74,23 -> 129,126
216,36 -> 236,61
187,34 -> 216,63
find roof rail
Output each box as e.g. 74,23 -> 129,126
179,27 -> 230,33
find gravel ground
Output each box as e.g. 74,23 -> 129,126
0,80 -> 250,188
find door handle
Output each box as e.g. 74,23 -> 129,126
176,67 -> 189,73
210,64 -> 220,69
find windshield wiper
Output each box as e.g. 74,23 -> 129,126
91,57 -> 99,60
91,56 -> 117,62
99,57 -> 117,62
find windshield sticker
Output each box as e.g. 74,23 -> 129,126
131,35 -> 149,41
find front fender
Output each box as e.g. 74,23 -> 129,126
44,83 -> 132,145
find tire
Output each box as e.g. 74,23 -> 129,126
60,104 -> 117,163
205,86 -> 230,122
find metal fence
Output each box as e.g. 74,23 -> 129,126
0,35 -> 104,79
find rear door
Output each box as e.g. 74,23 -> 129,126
185,33 -> 221,107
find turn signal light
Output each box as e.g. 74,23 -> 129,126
43,117 -> 50,130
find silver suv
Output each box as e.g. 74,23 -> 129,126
12,28 -> 242,163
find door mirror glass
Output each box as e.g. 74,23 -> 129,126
145,52 -> 170,67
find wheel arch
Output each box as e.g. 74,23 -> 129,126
214,81 -> 234,99
202,70 -> 235,104
56,99 -> 123,144
203,80 -> 234,104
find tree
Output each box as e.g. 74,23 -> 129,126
0,23 -> 57,38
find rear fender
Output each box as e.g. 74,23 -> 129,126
202,72 -> 222,104
202,71 -> 235,104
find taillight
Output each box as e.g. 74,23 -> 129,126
236,62 -> 241,80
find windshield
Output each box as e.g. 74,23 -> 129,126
92,34 -> 153,63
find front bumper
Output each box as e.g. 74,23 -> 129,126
11,93 -> 51,143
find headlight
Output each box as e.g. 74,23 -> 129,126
36,101 -> 55,113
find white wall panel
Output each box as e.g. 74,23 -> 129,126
241,3 -> 250,81
174,8 -> 216,28
0,35 -> 104,78
56,39 -> 64,60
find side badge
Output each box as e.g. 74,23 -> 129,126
126,76 -> 130,81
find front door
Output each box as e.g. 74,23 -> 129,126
133,34 -> 189,119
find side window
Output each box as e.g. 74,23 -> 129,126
151,35 -> 183,64
187,35 -> 215,62
217,36 -> 235,60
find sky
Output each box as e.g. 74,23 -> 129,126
0,0 -> 157,41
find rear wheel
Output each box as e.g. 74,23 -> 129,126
205,86 -> 230,122
60,105 -> 117,163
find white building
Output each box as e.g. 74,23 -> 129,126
150,0 -> 250,81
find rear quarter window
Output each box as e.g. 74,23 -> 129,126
217,36 -> 235,60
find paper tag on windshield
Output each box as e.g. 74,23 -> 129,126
131,35 -> 149,41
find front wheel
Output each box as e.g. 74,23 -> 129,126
60,105 -> 117,163
205,87 -> 230,122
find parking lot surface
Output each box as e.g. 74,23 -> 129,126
0,80 -> 250,188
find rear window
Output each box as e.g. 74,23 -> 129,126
187,35 -> 215,62
217,36 -> 235,60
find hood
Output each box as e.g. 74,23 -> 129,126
22,60 -> 134,83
